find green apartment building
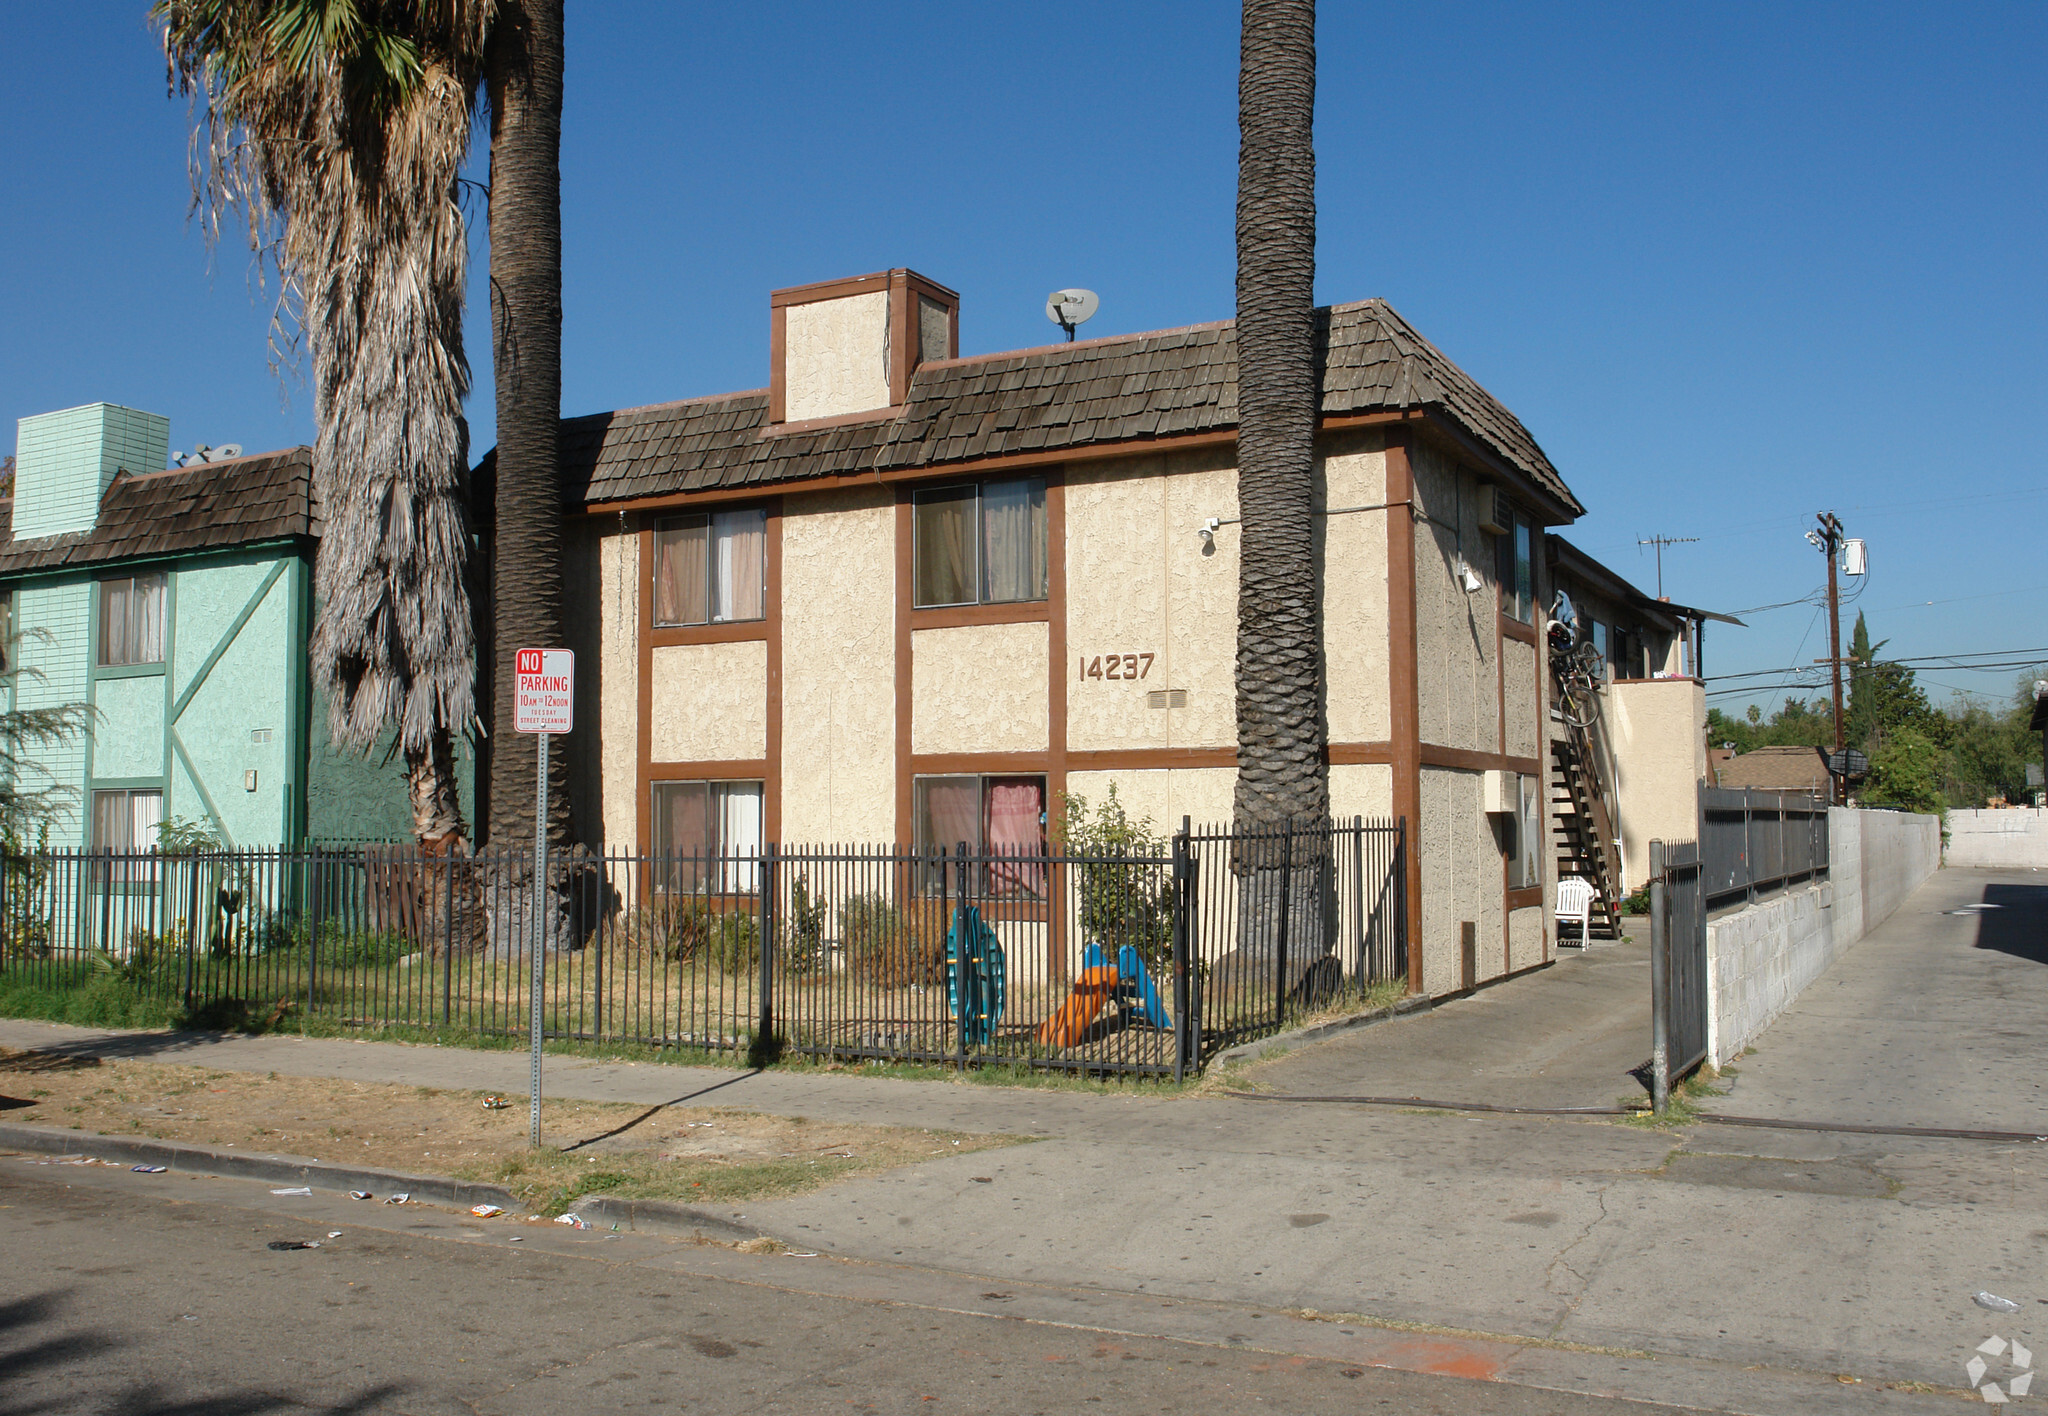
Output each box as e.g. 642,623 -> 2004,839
1,402 -> 465,850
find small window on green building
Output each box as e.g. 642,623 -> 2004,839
99,573 -> 166,666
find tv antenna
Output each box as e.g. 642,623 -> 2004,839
1046,289 -> 1098,342
1636,534 -> 1697,598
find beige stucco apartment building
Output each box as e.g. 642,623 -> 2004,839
548,269 -> 1590,998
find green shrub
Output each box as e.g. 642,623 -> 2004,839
1057,784 -> 1175,969
838,893 -> 944,989
705,910 -> 760,975
782,873 -> 829,976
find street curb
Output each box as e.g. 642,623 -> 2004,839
0,1123 -> 519,1213
1211,995 -> 1432,1069
564,1194 -> 765,1244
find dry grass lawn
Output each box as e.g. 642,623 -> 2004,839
0,1046 -> 1018,1215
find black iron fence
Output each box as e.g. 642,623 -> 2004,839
1699,786 -> 1829,912
0,817 -> 1405,1079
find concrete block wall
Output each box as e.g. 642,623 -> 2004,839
14,404 -> 169,540
1944,808 -> 2048,869
1705,807 -> 1940,1066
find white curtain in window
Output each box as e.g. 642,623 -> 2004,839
711,510 -> 765,622
656,519 -> 710,627
980,480 -> 1044,604
1515,775 -> 1542,890
717,783 -> 764,892
131,792 -> 164,853
913,488 -> 976,607
133,575 -> 165,664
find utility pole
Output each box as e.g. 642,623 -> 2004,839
1636,535 -> 1699,599
1807,512 -> 1847,804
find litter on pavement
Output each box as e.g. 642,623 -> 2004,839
131,1165 -> 166,1173
469,1203 -> 506,1218
385,1193 -> 411,1205
483,1096 -> 511,1110
554,1213 -> 587,1228
1976,1292 -> 2023,1314
266,1240 -> 319,1251
349,1190 -> 372,1200
269,1187 -> 312,1196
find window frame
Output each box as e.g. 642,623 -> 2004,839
648,778 -> 766,895
90,787 -> 164,888
1507,772 -> 1542,891
97,572 -> 168,668
910,477 -> 1048,610
912,772 -> 1049,899
652,507 -> 769,630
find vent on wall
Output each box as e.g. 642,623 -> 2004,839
1477,485 -> 1510,536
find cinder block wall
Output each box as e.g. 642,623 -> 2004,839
1944,808 -> 2048,869
1705,808 -> 1939,1066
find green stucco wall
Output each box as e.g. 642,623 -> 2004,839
14,580 -> 92,846
305,698 -> 479,842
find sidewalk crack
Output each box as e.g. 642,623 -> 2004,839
1543,1181 -> 1613,1340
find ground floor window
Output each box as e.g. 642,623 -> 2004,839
651,779 -> 763,893
913,774 -> 1047,897
1507,773 -> 1542,891
92,789 -> 163,886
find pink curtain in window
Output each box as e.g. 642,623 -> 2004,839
985,778 -> 1045,897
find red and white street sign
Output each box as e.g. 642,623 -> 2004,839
513,648 -> 574,734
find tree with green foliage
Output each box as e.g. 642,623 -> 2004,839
1863,724 -> 1945,815
1843,613 -> 1944,756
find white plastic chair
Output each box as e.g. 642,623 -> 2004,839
1556,876 -> 1597,946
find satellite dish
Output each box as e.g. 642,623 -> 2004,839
216,444 -> 243,460
1046,289 -> 1099,341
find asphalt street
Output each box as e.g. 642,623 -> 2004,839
0,1161 -> 1703,1416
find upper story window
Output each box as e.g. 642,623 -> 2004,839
1493,505 -> 1533,624
99,572 -> 166,666
1588,619 -> 1610,679
655,509 -> 766,627
912,478 -> 1047,609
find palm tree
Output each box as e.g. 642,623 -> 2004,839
1228,0 -> 1329,992
157,0 -> 489,854
480,0 -> 571,854
1232,0 -> 1325,835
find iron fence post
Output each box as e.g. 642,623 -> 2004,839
952,842 -> 966,1069
758,842 -> 777,1058
1649,838 -> 1671,1115
1275,820 -> 1294,1028
441,852 -> 455,1028
1350,816 -> 1365,980
306,846 -> 323,1022
1171,818 -> 1191,1083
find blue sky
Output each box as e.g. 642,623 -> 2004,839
3,3 -> 2042,713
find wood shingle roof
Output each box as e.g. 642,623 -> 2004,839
551,299 -> 1581,515
0,447 -> 316,578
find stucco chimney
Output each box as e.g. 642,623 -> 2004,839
769,270 -> 958,425
12,403 -> 169,540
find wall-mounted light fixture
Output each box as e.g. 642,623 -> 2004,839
1457,556 -> 1484,594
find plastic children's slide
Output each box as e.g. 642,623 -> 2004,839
1034,943 -> 1172,1048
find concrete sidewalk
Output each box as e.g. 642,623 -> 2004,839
4,870 -> 2044,1408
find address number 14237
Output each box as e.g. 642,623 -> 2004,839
1078,653 -> 1154,681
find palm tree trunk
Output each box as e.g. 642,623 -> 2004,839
484,0 -> 571,853
1227,0 -> 1330,995
1233,0 -> 1326,833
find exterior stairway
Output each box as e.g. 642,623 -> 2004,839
1551,720 -> 1623,939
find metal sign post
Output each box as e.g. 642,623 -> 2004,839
513,648 -> 574,1149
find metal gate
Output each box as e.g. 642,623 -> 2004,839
1649,837 -> 1707,1107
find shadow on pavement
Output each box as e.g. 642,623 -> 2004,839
0,1287 -> 408,1416
1974,882 -> 2048,965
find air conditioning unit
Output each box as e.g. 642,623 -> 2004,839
1477,485 -> 1511,536
1482,769 -> 1514,815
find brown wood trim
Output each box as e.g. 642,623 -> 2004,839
768,303 -> 786,425
636,525 -> 654,857
765,499 -> 783,843
909,753 -> 1051,776
1319,408 -> 1426,433
1385,430 -> 1424,994
1046,472 -> 1068,871
888,272 -> 913,407
1326,741 -> 1394,766
1507,885 -> 1544,910
648,758 -> 770,781
1500,616 -> 1538,645
770,271 -> 893,307
1420,744 -> 1541,775
650,621 -> 769,647
1497,480 -> 1509,976
910,601 -> 1050,631
894,493 -> 914,845
1065,747 -> 1237,771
